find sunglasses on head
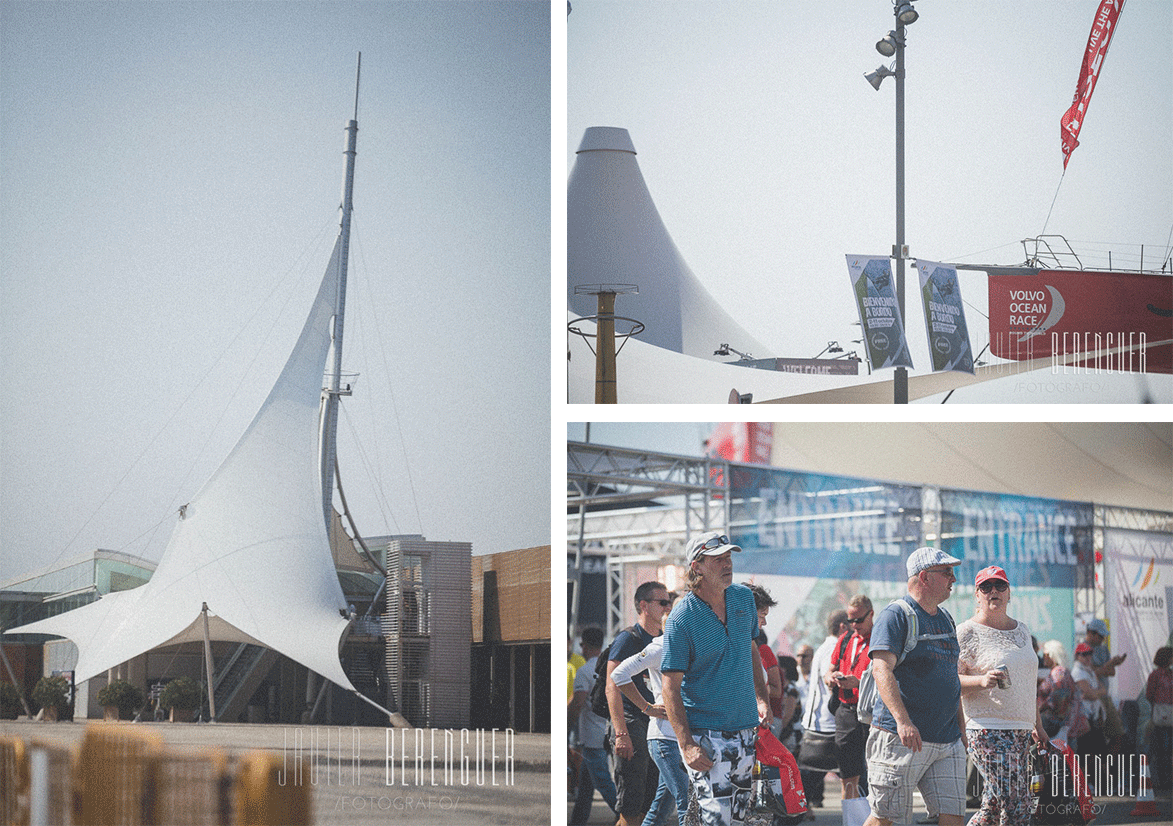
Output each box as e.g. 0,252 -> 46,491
978,580 -> 1009,593
848,609 -> 873,625
696,534 -> 730,552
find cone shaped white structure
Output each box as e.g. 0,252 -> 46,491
7,151 -> 362,692
568,127 -> 772,361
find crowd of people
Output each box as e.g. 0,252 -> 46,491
568,541 -> 1173,826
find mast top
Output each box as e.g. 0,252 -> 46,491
353,52 -> 362,122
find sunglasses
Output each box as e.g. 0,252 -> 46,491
848,609 -> 873,625
978,580 -> 1009,593
696,534 -> 730,552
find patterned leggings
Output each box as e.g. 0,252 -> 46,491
966,728 -> 1033,826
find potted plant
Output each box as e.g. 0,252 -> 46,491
31,675 -> 69,722
0,681 -> 24,719
97,679 -> 144,721
159,676 -> 201,722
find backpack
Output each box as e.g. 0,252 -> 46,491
588,625 -> 638,719
856,599 -> 955,725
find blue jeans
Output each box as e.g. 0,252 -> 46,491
645,738 -> 690,826
571,745 -> 618,824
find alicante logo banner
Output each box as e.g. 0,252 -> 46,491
915,260 -> 974,374
846,255 -> 913,370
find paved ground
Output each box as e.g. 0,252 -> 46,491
2,719 -> 551,825
565,770 -> 1173,825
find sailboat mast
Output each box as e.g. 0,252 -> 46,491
322,53 -> 360,529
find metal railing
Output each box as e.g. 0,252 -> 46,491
1023,235 -> 1171,273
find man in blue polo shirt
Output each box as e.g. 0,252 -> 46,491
661,532 -> 772,826
864,547 -> 966,826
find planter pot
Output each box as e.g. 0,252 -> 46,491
170,706 -> 195,723
43,705 -> 59,722
104,705 -> 123,721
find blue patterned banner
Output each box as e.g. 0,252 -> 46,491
915,260 -> 974,374
846,255 -> 913,370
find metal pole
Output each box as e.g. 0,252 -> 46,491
201,603 -> 217,721
352,688 -> 411,727
322,56 -> 361,528
894,19 -> 908,404
571,499 -> 586,629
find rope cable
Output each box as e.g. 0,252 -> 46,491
350,218 -> 425,535
1039,169 -> 1066,238
47,214 -> 337,572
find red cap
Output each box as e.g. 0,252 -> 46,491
1075,642 -> 1094,656
975,565 -> 1010,587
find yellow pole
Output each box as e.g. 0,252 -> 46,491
595,291 -> 617,404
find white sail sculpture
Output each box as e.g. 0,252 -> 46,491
8,91 -> 377,706
567,126 -> 772,361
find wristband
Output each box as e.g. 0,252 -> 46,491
615,732 -> 629,738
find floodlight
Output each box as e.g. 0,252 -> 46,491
864,64 -> 896,90
896,2 -> 919,25
876,32 -> 899,57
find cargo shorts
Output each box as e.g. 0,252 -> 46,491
865,726 -> 966,824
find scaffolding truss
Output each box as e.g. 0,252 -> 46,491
567,442 -> 730,638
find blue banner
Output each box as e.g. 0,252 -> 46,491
730,467 -> 921,583
915,260 -> 974,374
724,466 -> 1093,657
938,489 -> 1092,590
846,255 -> 914,370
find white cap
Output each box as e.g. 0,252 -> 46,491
686,531 -> 742,565
906,547 -> 962,578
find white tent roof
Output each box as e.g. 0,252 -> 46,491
9,239 -> 356,690
568,126 -> 772,361
568,312 -> 1173,404
566,129 -> 1173,404
767,422 -> 1172,514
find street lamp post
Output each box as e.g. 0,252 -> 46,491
870,1 -> 918,403
894,15 -> 908,404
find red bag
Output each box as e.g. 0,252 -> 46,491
1032,738 -> 1095,825
755,725 -> 808,819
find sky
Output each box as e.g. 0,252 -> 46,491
567,0 -> 1173,402
0,1 -> 551,581
568,422 -> 716,457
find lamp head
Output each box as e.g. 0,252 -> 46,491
896,2 -> 919,25
876,31 -> 899,57
864,64 -> 896,90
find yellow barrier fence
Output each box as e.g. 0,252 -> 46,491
1,725 -> 311,826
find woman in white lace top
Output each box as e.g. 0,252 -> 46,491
957,566 -> 1049,826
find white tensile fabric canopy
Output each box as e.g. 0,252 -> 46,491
766,422 -> 1173,515
9,239 -> 356,691
567,311 -> 1172,404
568,126 -> 773,362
